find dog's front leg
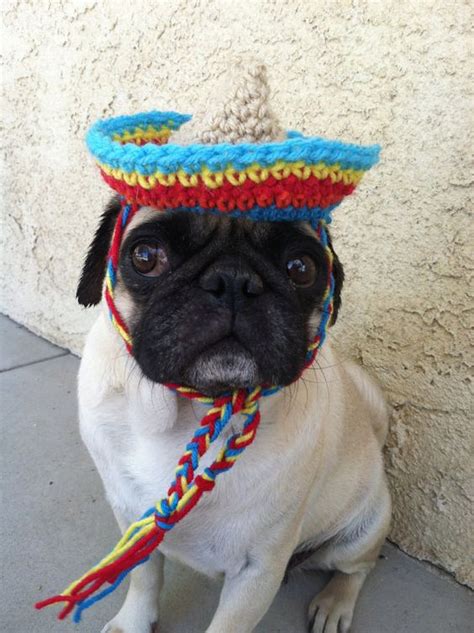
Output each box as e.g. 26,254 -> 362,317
101,510 -> 164,633
205,552 -> 290,633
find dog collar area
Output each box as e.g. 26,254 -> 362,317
86,111 -> 380,223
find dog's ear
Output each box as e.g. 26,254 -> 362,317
76,197 -> 121,307
326,230 -> 344,326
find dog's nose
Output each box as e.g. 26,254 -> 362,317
199,261 -> 264,305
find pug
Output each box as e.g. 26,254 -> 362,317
76,196 -> 391,633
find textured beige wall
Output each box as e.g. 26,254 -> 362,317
1,1 -> 472,586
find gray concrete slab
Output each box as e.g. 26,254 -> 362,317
0,314 -> 67,371
0,332 -> 472,633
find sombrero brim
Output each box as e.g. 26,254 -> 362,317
86,111 -> 380,222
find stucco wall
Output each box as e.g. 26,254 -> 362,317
1,1 -> 472,586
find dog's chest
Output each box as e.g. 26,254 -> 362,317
81,392 -> 295,577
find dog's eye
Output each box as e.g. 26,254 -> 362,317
286,255 -> 317,287
131,243 -> 169,276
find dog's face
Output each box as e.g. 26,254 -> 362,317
77,198 -> 343,395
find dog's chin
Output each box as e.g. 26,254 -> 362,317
183,337 -> 260,396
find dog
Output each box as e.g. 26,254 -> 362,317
76,196 -> 391,633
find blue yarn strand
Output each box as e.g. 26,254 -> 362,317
86,111 -> 381,175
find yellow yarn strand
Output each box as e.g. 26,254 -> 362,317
98,160 -> 364,189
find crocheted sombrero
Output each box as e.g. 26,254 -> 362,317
86,66 -> 379,223
36,64 -> 380,624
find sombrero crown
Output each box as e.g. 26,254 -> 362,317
86,63 -> 380,222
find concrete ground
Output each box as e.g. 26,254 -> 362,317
0,314 -> 472,633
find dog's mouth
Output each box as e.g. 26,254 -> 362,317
183,335 -> 260,395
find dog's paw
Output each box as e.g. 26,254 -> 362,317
101,615 -> 158,633
308,587 -> 355,633
308,594 -> 353,633
307,570 -> 368,633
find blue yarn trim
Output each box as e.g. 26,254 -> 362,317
156,202 -> 339,223
94,111 -> 191,135
86,111 -> 381,175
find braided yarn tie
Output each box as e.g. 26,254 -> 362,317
36,382 -> 270,622
35,198 -> 335,622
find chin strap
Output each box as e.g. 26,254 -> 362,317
35,198 -> 334,622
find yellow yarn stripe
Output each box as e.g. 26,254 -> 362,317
64,521 -> 156,595
98,160 -> 364,190
112,126 -> 172,144
174,386 -> 214,404
111,317 -> 132,347
322,250 -> 334,302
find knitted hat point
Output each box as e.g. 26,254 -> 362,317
198,62 -> 286,145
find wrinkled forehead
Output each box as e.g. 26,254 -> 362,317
122,207 -> 316,249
